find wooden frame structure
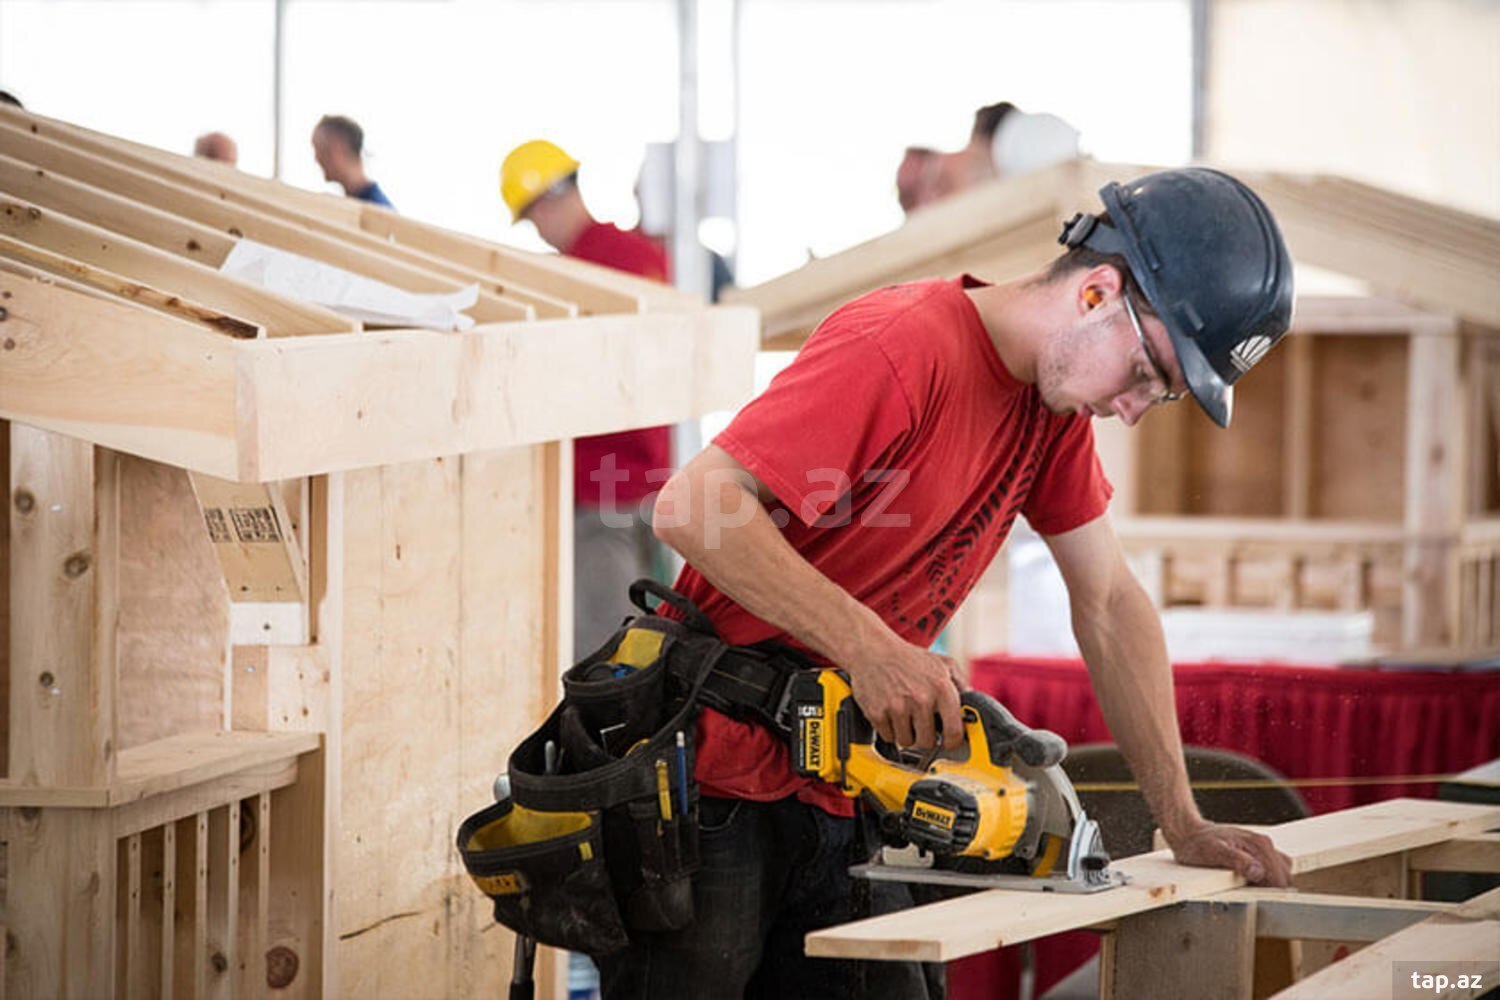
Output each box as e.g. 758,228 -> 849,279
809,798 -> 1500,999
727,160 -> 1500,656
0,106 -> 757,998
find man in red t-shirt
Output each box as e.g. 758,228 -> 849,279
598,169 -> 1296,999
501,140 -> 674,659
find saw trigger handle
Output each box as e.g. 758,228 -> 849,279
962,691 -> 1066,769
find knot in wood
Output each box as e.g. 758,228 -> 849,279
63,552 -> 91,578
266,945 -> 300,989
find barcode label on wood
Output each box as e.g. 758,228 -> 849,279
203,507 -> 233,543
230,507 -> 282,543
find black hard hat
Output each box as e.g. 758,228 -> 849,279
1059,168 -> 1294,427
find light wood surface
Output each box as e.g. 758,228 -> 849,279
805,799 -> 1500,963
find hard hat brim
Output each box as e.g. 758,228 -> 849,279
1164,325 -> 1232,428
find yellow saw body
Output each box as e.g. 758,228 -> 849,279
787,670 -> 1125,893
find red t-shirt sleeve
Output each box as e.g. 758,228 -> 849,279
714,322 -> 913,527
1021,416 -> 1114,536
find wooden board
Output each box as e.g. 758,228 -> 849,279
804,799 -> 1500,963
0,269 -> 758,482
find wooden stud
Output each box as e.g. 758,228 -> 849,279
161,821 -> 176,1000
206,801 -> 239,999
0,807 -> 117,998
1105,899 -> 1255,1000
1283,331 -> 1314,519
124,832 -> 143,1000
193,812 -> 209,998
1403,332 -> 1464,647
7,424 -> 113,788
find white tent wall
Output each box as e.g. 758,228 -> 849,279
1206,0 -> 1500,216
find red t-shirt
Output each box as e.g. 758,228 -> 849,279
565,222 -> 673,507
675,276 -> 1113,815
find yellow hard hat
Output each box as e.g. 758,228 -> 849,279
500,140 -> 580,222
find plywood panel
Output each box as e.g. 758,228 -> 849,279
331,445 -> 554,996
116,458 -> 228,749
1184,342 -> 1289,517
1310,335 -> 1408,520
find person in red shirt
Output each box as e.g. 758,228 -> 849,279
597,169 -> 1296,999
501,140 -> 674,661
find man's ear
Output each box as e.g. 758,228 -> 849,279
1077,264 -> 1125,314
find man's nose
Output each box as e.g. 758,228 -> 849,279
1112,394 -> 1146,427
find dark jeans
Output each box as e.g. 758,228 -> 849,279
596,795 -> 941,1000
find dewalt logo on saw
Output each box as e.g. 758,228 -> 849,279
910,801 -> 956,830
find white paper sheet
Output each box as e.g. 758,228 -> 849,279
219,238 -> 478,332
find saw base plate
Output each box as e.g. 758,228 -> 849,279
849,861 -> 1130,894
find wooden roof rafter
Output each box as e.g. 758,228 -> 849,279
727,158 -> 1500,347
0,103 -> 701,318
0,107 -> 758,482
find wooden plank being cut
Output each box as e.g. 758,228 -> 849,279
805,799 -> 1500,963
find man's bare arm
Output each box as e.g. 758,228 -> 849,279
1043,515 -> 1292,887
653,444 -> 964,750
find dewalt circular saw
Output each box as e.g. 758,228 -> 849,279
784,670 -> 1126,893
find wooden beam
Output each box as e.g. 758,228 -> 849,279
726,160 -> 1077,344
0,233 -> 263,338
234,307 -> 759,480
0,152 -> 235,267
1,272 -> 757,481
0,194 -> 353,337
1407,835 -> 1500,875
1213,889 -> 1456,941
0,121 -> 561,321
0,106 -> 629,319
0,268 -> 241,479
804,799 -> 1500,963
0,151 -> 527,325
1272,888 -> 1500,999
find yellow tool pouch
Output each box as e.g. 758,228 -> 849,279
457,581 -> 727,955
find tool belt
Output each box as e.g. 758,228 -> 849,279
456,580 -> 810,955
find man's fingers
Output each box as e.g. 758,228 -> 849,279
937,687 -> 965,750
913,712 -> 938,753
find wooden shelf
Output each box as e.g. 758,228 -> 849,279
0,730 -> 320,809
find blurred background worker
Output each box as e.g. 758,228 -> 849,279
500,138 -> 673,659
311,113 -> 394,208
193,130 -> 238,166
897,100 -> 1081,215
